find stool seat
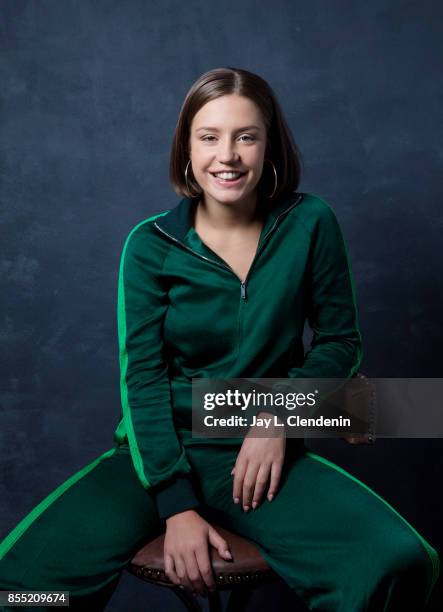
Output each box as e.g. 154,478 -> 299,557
127,524 -> 279,611
129,523 -> 277,587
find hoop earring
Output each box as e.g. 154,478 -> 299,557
264,159 -> 278,199
184,159 -> 202,198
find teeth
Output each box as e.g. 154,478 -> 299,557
213,172 -> 243,179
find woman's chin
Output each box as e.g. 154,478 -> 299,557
200,182 -> 258,205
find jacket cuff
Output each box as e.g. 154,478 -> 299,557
153,476 -> 201,520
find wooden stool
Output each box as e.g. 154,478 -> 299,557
127,524 -> 280,612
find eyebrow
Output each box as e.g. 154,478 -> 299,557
195,125 -> 261,132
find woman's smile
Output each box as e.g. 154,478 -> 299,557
210,170 -> 248,187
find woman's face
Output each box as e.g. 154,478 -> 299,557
188,94 -> 268,207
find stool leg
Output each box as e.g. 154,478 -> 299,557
225,585 -> 255,612
171,585 -> 203,612
207,588 -> 223,612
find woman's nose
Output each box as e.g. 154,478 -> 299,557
217,140 -> 239,162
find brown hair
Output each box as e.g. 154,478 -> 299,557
169,67 -> 304,205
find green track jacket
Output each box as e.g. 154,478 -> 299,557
113,191 -> 363,520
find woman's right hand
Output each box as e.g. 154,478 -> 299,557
164,509 -> 233,597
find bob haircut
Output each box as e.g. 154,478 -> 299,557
170,67 -> 304,206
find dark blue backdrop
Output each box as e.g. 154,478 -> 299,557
1,1 -> 442,610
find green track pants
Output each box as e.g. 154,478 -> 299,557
0,441 -> 440,611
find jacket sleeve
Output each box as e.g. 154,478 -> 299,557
271,201 -> 363,415
117,220 -> 200,520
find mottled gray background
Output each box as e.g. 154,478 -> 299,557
1,1 -> 442,610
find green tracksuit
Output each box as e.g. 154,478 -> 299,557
0,191 -> 439,611
113,190 -> 363,519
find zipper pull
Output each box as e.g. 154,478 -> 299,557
240,281 -> 247,300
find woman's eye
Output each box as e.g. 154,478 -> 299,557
201,135 -> 255,142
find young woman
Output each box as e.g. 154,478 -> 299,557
0,67 -> 439,611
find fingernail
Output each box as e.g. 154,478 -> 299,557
233,497 -> 239,504
243,505 -> 250,512
268,493 -> 274,501
224,550 -> 232,559
252,501 -> 258,509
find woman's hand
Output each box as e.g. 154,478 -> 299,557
231,411 -> 286,511
164,509 -> 233,597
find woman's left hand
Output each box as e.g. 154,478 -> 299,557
231,411 -> 286,512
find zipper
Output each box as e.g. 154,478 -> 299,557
153,193 -> 303,301
238,193 -> 303,300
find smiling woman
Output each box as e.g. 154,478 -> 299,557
170,67 -> 302,208
191,102 -> 264,190
0,67 -> 439,611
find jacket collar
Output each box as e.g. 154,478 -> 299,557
154,191 -> 304,243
